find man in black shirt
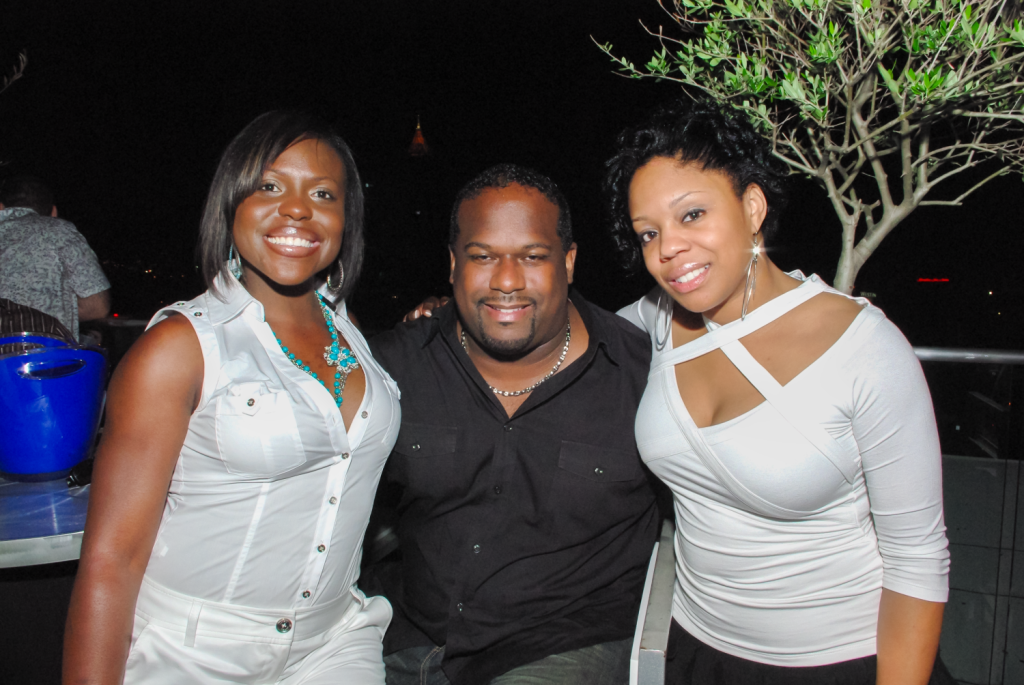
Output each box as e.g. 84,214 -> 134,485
369,164 -> 658,685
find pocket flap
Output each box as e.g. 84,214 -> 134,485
393,422 -> 458,458
558,440 -> 639,482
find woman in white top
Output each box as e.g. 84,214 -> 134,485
606,100 -> 950,684
64,112 -> 400,684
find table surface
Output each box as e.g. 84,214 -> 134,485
0,476 -> 89,568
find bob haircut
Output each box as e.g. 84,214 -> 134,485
198,111 -> 365,302
605,98 -> 789,272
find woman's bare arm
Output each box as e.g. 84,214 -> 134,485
876,589 -> 945,685
63,315 -> 203,685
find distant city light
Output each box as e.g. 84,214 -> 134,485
916,278 -> 949,283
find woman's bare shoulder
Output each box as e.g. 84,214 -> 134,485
807,291 -> 865,329
132,314 -> 202,363
747,291 -> 866,384
111,314 -> 204,409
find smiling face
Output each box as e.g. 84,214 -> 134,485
232,138 -> 346,290
629,156 -> 767,319
450,183 -> 576,359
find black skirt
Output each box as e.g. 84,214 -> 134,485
665,621 -> 957,685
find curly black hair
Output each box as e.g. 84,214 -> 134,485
450,163 -> 573,253
604,98 -> 789,272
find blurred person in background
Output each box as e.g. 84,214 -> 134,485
0,175 -> 111,341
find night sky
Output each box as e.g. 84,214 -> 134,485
2,0 -> 1021,348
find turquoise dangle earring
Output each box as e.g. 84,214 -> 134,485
228,244 -> 243,280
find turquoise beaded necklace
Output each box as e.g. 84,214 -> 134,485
272,291 -> 360,408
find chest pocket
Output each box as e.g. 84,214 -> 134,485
214,382 -> 305,476
391,423 -> 459,494
393,423 -> 458,461
557,440 -> 640,483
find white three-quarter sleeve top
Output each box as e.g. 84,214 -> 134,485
142,274 -> 401,610
618,272 -> 949,667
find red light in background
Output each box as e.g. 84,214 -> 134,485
113,313 -> 119,317
917,278 -> 950,283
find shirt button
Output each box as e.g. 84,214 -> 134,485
193,311 -> 202,317
411,444 -> 421,451
246,398 -> 255,407
341,453 -> 350,460
504,425 -> 512,432
329,496 -> 338,505
361,411 -> 368,419
594,467 -> 604,475
276,618 -> 292,633
457,602 -> 463,612
493,485 -> 502,495
302,590 -> 311,599
473,544 -> 481,554
317,544 -> 326,553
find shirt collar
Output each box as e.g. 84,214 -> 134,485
424,288 -> 619,365
0,207 -> 39,222
205,271 -> 346,326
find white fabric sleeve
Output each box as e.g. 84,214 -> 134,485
848,318 -> 950,602
616,288 -> 662,334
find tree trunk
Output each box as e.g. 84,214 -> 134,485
832,241 -> 864,295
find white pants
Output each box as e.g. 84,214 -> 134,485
123,576 -> 392,684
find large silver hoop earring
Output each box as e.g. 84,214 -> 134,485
228,244 -> 243,280
654,289 -> 672,351
326,262 -> 344,293
740,233 -> 759,320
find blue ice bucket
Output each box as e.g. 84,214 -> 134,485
0,336 -> 106,480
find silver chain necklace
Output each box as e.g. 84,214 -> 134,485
460,315 -> 571,397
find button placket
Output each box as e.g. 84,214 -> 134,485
297,461 -> 348,608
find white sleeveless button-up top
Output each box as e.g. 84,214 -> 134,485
619,273 -> 949,666
142,274 -> 400,609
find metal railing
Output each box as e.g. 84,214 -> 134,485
915,348 -> 1024,365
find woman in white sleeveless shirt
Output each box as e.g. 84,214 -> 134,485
606,100 -> 950,684
65,112 -> 400,684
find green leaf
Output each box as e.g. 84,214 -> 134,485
724,0 -> 745,18
877,63 -> 902,96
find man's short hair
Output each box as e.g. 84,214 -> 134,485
0,176 -> 55,216
449,164 -> 573,253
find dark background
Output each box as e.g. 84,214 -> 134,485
0,5 -> 1020,684
1,0 -> 1021,347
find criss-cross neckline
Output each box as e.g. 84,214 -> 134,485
656,274 -> 868,431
